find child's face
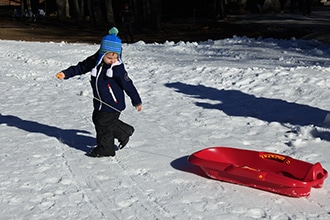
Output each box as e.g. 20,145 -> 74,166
103,52 -> 119,65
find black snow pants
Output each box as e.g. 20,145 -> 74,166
92,110 -> 120,156
92,110 -> 135,156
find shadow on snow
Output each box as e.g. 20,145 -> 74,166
170,155 -> 209,178
165,82 -> 330,141
0,113 -> 95,153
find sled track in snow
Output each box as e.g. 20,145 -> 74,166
113,156 -> 174,219
57,143 -> 116,219
60,143 -> 174,219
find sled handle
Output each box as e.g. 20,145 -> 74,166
303,162 -> 328,187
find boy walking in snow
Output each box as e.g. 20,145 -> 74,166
55,27 -> 142,157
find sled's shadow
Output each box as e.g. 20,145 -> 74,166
0,113 -> 95,153
170,155 -> 209,178
165,82 -> 330,141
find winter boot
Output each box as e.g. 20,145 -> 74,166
87,145 -> 116,157
114,119 -> 135,149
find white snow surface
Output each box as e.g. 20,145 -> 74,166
1,36 -> 330,219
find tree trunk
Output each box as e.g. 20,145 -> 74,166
30,0 -> 38,14
86,0 -> 95,26
56,0 -> 68,20
87,0 -> 115,29
104,0 -> 115,26
130,0 -> 161,30
150,0 -> 161,30
131,0 -> 149,29
71,0 -> 85,21
21,0 -> 32,16
91,0 -> 105,28
65,0 -> 70,17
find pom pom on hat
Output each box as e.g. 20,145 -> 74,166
108,27 -> 119,35
96,27 -> 122,66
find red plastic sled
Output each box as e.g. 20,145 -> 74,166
188,147 -> 328,197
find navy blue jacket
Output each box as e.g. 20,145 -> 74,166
62,52 -> 142,113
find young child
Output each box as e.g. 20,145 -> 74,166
56,27 -> 142,157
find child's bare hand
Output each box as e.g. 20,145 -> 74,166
56,72 -> 65,80
135,104 -> 142,112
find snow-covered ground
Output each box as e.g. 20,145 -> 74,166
0,36 -> 330,219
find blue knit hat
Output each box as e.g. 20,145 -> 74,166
96,27 -> 122,65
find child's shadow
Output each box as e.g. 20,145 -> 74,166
0,113 -> 95,153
